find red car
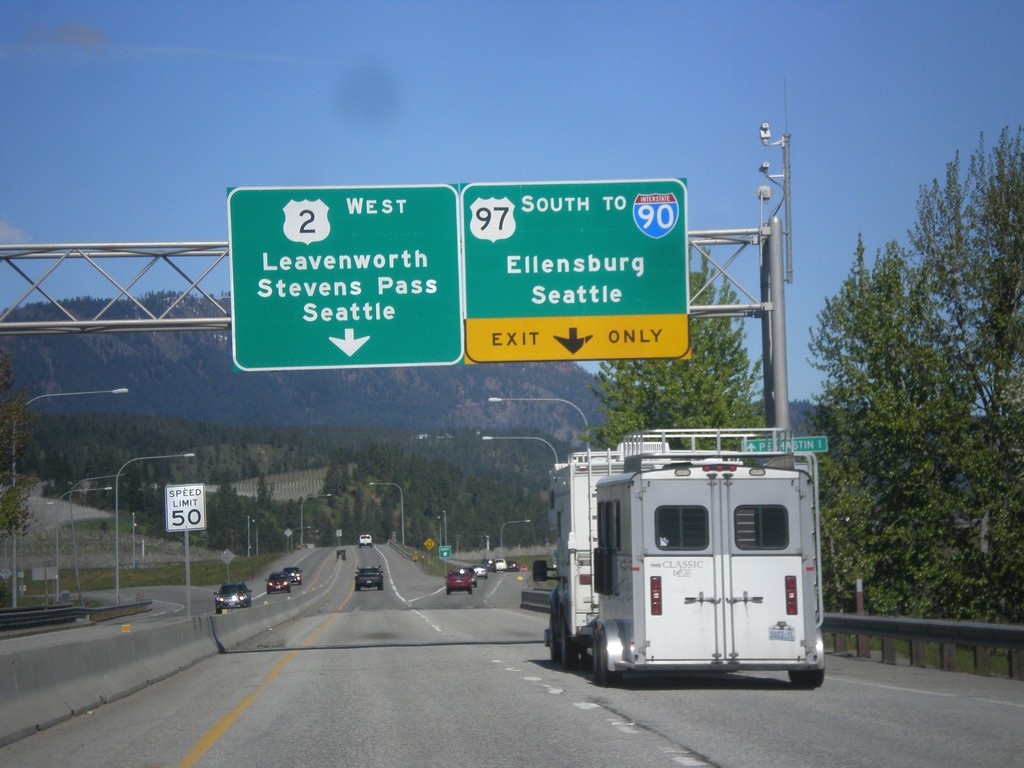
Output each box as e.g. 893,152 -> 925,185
446,569 -> 474,595
266,572 -> 292,593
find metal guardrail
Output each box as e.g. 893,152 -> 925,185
388,540 -> 417,560
0,601 -> 152,631
0,605 -> 80,631
823,613 -> 1024,650
519,590 -> 1024,679
521,590 -> 549,612
823,613 -> 1024,679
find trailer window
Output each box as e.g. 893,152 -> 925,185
655,506 -> 709,550
734,505 -> 789,549
597,500 -> 621,549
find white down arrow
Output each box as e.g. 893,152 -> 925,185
329,329 -> 370,357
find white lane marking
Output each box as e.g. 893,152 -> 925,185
838,676 -> 1024,708
373,546 -> 444,605
411,609 -> 445,633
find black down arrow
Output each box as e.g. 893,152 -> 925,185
554,327 -> 593,354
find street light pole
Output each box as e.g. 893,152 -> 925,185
115,452 -> 194,604
369,482 -> 405,546
487,396 -> 590,446
482,435 -> 560,465
7,387 -> 128,607
300,494 -> 331,549
60,479 -> 114,607
500,519 -> 532,553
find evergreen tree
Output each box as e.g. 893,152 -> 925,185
590,260 -> 760,447
1,351 -> 32,536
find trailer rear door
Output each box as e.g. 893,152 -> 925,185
640,470 -> 808,665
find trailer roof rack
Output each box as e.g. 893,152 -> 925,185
618,427 -> 795,472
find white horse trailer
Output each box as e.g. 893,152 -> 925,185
541,448 -> 624,670
590,428 -> 825,687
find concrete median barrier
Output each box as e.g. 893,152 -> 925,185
1,617 -> 218,746
0,555 -> 345,746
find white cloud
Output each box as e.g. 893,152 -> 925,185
0,219 -> 29,243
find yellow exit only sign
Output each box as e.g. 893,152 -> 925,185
465,313 -> 690,363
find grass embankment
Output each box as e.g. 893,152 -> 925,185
14,546 -> 550,604
13,553 -> 285,604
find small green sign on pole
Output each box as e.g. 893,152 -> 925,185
744,435 -> 829,453
439,545 -> 452,559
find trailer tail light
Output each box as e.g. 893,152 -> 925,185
650,576 -> 663,616
579,574 -> 591,585
785,575 -> 798,615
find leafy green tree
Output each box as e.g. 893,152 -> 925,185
908,127 -> 1024,620
811,128 -> 1024,621
810,240 -> 978,616
590,260 -> 760,447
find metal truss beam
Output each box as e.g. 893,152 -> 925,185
0,231 -> 768,336
0,243 -> 231,335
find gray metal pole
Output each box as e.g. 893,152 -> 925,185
764,216 -> 791,430
761,228 -> 776,425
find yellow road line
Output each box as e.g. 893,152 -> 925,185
177,582 -> 355,767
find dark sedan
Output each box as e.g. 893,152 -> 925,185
266,572 -> 292,593
214,582 -> 252,614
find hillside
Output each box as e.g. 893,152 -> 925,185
0,321 -> 603,442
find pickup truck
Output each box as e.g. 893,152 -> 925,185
354,566 -> 384,591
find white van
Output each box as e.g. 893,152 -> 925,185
358,533 -> 372,547
493,558 -> 508,571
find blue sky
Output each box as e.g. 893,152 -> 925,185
2,1 -> 1022,401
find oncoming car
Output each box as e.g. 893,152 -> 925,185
266,572 -> 291,593
214,582 -> 252,614
283,566 -> 303,586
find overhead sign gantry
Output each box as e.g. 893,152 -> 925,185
228,178 -> 689,370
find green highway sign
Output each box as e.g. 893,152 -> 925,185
745,435 -> 829,453
228,185 -> 462,371
462,179 -> 689,363
439,545 -> 452,558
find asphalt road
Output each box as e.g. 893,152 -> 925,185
2,544 -> 1022,768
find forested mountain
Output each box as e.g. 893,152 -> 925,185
0,314 -> 602,444
0,294 -> 814,439
21,414 -> 560,559
2,295 -> 816,565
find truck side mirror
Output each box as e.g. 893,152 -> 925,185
532,559 -> 554,582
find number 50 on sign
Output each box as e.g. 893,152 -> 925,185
165,483 -> 207,532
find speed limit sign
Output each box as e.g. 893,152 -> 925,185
165,483 -> 207,532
